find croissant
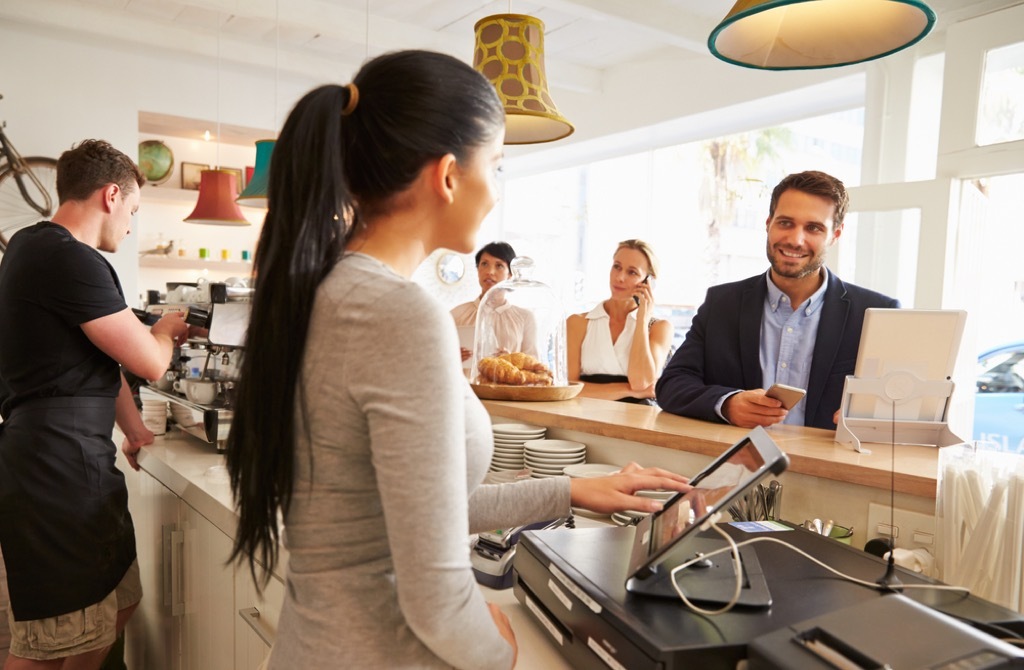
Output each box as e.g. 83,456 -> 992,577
498,352 -> 548,373
521,369 -> 554,386
478,356 -> 526,385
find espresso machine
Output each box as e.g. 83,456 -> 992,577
139,284 -> 251,452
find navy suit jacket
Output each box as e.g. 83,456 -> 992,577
655,272 -> 899,430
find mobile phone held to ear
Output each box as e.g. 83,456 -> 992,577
633,276 -> 653,306
765,383 -> 806,410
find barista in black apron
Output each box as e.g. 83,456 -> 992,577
0,219 -> 136,626
0,396 -> 134,620
0,140 -> 189,666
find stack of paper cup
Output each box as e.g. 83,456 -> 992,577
141,399 -> 168,436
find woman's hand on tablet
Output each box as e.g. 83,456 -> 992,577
569,462 -> 690,514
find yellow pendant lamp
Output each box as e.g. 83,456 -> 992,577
473,14 -> 574,145
708,0 -> 936,70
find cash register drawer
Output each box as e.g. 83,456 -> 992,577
514,535 -> 665,670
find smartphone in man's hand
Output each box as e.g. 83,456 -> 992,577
765,383 -> 806,410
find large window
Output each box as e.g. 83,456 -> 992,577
502,109 -> 864,318
977,41 -> 1024,146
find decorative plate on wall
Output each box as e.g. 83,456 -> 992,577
138,140 -> 174,185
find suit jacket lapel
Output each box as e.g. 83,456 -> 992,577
807,272 -> 850,422
739,276 -> 767,389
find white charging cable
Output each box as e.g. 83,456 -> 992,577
669,518 -> 971,616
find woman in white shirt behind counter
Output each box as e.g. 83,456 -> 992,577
451,241 -> 537,362
568,239 -> 674,405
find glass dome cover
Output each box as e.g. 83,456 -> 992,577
471,256 -> 567,387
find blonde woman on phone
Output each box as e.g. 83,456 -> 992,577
567,239 -> 674,404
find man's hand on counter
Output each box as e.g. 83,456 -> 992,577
121,427 -> 156,471
569,462 -> 691,515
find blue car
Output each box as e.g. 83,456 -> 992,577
974,340 -> 1024,453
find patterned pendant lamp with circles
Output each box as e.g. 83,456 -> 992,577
473,13 -> 574,145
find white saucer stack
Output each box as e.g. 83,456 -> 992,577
562,463 -> 620,479
523,439 -> 586,478
610,510 -> 647,526
490,422 -> 546,472
610,488 -> 677,526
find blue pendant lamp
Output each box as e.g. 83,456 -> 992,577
708,0 -> 936,70
236,139 -> 273,208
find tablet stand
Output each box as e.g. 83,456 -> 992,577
835,371 -> 965,454
625,537 -> 773,608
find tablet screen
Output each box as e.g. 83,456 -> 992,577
649,439 -> 766,556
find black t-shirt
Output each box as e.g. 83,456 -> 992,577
0,222 -> 127,418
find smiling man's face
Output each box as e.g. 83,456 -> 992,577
765,188 -> 841,282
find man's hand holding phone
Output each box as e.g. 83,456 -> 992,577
722,383 -> 805,428
764,383 -> 806,410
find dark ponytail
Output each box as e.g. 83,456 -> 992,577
227,51 -> 503,586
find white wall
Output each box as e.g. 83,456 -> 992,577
0,23 -> 316,301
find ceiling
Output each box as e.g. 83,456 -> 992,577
5,0 -> 1020,96
3,0 -> 1021,151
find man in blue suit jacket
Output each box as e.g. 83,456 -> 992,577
656,171 -> 899,430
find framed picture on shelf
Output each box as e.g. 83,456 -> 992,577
222,167 -> 245,194
181,162 -> 209,190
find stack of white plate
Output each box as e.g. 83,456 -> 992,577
523,439 -> 586,478
562,463 -> 620,479
490,422 -> 546,472
611,510 -> 648,526
609,488 -> 677,526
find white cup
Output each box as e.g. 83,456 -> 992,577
173,379 -> 219,405
141,401 -> 167,435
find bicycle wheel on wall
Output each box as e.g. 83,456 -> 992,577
0,156 -> 58,253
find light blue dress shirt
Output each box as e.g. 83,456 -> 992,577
759,269 -> 829,425
714,269 -> 829,425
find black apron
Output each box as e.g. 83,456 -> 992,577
0,396 -> 136,621
579,374 -> 657,406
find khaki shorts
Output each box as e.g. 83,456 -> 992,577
7,559 -> 142,661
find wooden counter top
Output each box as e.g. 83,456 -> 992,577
482,397 -> 940,499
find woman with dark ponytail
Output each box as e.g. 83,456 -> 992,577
226,50 -> 689,669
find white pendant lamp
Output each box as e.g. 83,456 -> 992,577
708,0 -> 936,70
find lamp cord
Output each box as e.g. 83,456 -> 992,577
215,12 -> 222,170
275,0 -> 279,129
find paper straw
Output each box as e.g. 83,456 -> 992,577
954,478 -> 1007,597
937,461 -> 963,581
1006,472 -> 1024,612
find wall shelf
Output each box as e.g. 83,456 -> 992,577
139,256 -> 252,273
142,184 -> 203,205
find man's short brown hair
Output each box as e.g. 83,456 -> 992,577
56,139 -> 145,204
768,170 -> 849,230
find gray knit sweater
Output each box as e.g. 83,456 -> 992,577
268,253 -> 570,669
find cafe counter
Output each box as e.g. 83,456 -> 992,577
118,396 -> 943,669
482,397 -> 942,549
